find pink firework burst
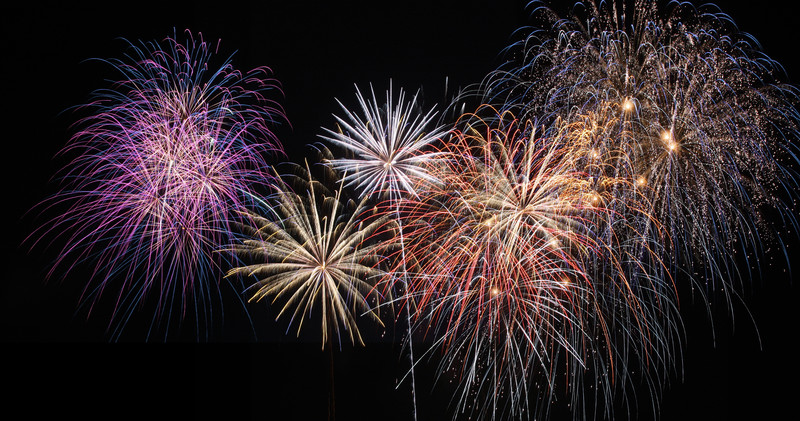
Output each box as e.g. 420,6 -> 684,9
28,30 -> 286,340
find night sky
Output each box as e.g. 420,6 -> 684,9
2,1 -> 798,420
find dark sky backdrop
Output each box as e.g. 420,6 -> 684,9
2,1 -> 798,420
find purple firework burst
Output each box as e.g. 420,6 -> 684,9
28,30 -> 286,340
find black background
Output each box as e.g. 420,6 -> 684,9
2,1 -> 797,420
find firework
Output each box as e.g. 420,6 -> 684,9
320,81 -> 447,200
226,159 -> 392,348
319,82 -> 447,419
392,106 -> 678,420
481,0 -> 800,306
27,30 -> 285,340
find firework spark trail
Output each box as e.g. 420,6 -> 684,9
390,106 -> 678,421
481,0 -> 800,310
226,159 -> 392,348
320,81 -> 448,420
26,30 -> 286,340
555,103 -> 685,420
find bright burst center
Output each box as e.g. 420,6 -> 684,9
623,98 -> 634,111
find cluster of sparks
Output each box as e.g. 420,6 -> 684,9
27,1 -> 800,420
